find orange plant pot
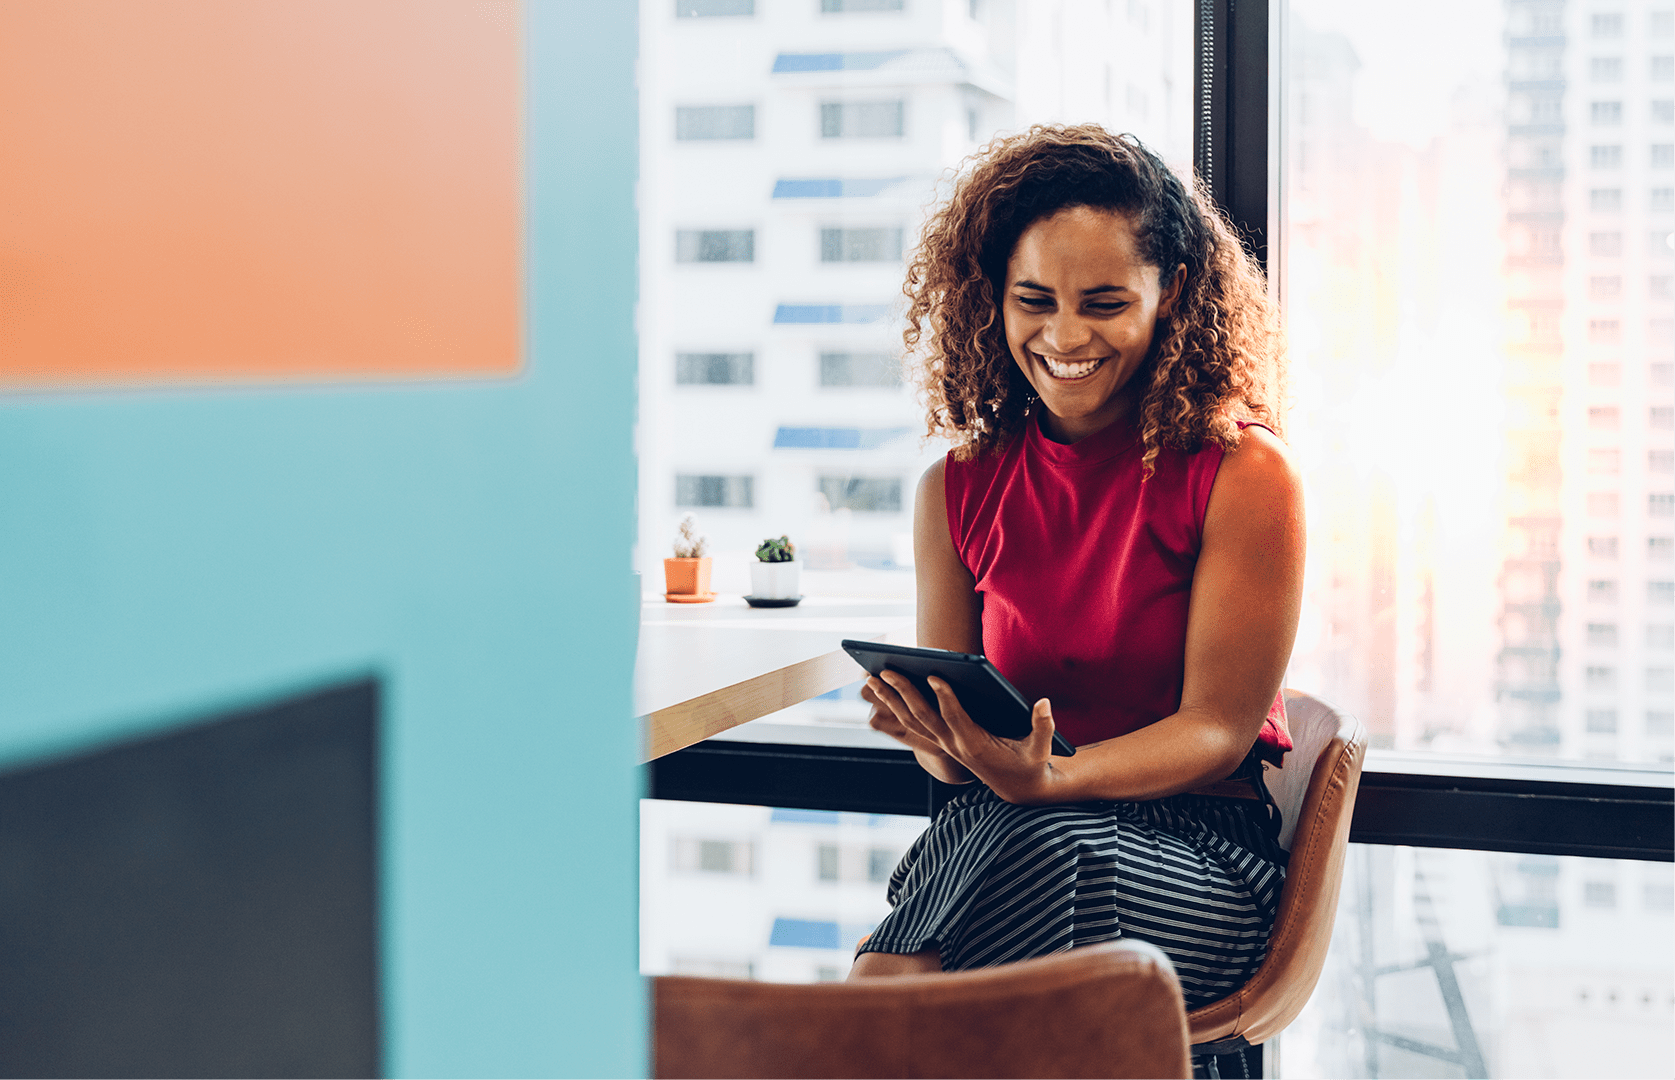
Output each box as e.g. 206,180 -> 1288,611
663,557 -> 712,598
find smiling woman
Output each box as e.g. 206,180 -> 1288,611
904,125 -> 1283,476
853,126 -> 1305,1003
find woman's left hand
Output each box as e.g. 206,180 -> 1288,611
868,670 -> 1065,804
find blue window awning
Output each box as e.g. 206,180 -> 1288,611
773,304 -> 890,324
773,427 -> 912,449
769,918 -> 877,950
769,918 -> 839,949
771,177 -> 904,199
769,808 -> 840,825
771,50 -> 909,73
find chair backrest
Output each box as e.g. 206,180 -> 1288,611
1268,690 -> 1355,853
1188,689 -> 1368,1049
654,939 -> 1192,1079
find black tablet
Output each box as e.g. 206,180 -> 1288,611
842,640 -> 1076,757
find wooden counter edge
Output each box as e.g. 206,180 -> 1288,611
640,647 -> 865,763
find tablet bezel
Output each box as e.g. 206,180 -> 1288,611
841,640 -> 1076,757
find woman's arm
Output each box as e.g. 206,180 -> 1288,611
869,426 -> 1306,804
860,458 -> 982,784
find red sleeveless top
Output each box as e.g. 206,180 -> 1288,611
943,411 -> 1291,762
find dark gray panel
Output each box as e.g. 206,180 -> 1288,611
0,679 -> 380,1079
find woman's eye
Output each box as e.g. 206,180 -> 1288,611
1087,302 -> 1127,314
1015,295 -> 1052,308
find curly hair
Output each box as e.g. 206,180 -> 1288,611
902,124 -> 1285,474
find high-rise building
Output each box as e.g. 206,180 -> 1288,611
1557,2 -> 1675,764
637,0 -> 1018,587
1500,0 -> 1571,753
1501,0 -> 1674,763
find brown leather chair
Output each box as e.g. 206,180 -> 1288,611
654,939 -> 1192,1079
1186,690 -> 1368,1069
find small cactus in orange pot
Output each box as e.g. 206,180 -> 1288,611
664,514 -> 713,601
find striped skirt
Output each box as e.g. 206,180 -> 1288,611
857,786 -> 1287,1009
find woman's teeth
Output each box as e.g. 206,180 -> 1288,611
1041,355 -> 1104,380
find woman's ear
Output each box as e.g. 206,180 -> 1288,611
1157,264 -> 1187,318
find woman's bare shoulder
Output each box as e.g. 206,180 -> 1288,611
1202,424 -> 1305,562
918,455 -> 948,499
915,456 -> 951,543
1217,424 -> 1301,497
913,454 -> 981,650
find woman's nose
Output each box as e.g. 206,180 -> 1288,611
1040,312 -> 1093,354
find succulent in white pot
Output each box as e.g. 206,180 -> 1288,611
750,535 -> 801,600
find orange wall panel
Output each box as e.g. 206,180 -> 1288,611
0,0 -> 521,386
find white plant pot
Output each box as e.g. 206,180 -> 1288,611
750,560 -> 801,600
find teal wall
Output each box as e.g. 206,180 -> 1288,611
0,4 -> 644,1076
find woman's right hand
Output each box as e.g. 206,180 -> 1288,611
861,675 -> 976,785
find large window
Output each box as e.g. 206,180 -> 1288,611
674,104 -> 755,140
818,350 -> 899,387
676,0 -> 753,16
639,3 -> 1674,1074
675,474 -> 753,509
819,100 -> 905,139
817,475 -> 902,514
1283,0 -> 1674,769
819,226 -> 903,262
675,351 -> 754,385
675,229 -> 754,263
820,0 -> 905,12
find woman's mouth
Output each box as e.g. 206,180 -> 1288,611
1037,353 -> 1107,380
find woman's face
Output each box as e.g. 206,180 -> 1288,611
1003,206 -> 1183,443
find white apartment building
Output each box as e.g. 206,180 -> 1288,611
637,0 -> 1014,588
1555,2 -> 1675,764
1502,0 -> 1674,764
